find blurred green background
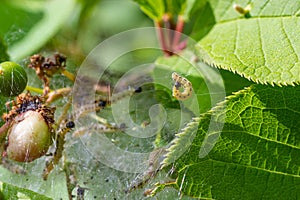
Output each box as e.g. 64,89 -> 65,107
0,1 -> 195,199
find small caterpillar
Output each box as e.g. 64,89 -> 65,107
172,72 -> 193,100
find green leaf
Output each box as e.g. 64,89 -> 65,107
1,0 -> 77,61
162,84 -> 300,199
220,68 -> 253,95
183,0 -> 207,22
164,0 -> 187,16
0,38 -> 9,62
196,0 -> 300,85
187,1 -> 215,41
132,0 -> 165,20
0,96 -> 8,127
0,1 -> 42,47
0,163 -> 69,199
0,181 -> 52,199
133,0 -> 199,21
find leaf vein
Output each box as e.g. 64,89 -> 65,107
258,0 -> 271,15
280,18 -> 299,65
218,15 -> 300,25
194,159 -> 300,179
222,129 -> 299,149
233,19 -> 249,68
257,18 -> 267,69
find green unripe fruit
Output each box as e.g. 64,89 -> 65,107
6,110 -> 51,162
0,61 -> 28,97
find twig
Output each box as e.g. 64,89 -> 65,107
155,20 -> 172,56
172,15 -> 185,51
61,69 -> 76,82
25,85 -> 44,94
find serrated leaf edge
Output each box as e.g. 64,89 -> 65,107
196,47 -> 298,87
161,85 -> 254,168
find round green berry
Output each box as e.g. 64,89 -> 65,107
0,61 -> 28,97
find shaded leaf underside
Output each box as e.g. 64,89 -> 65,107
163,84 -> 300,199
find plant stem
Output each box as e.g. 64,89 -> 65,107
163,13 -> 173,53
61,69 -> 76,82
64,161 -> 76,200
25,85 -> 44,94
172,15 -> 185,51
155,14 -> 185,56
46,87 -> 72,103
155,20 -> 172,56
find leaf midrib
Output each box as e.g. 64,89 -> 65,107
215,15 -> 300,26
179,158 -> 300,179
220,129 -> 300,150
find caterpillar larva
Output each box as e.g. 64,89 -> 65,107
172,72 -> 193,100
